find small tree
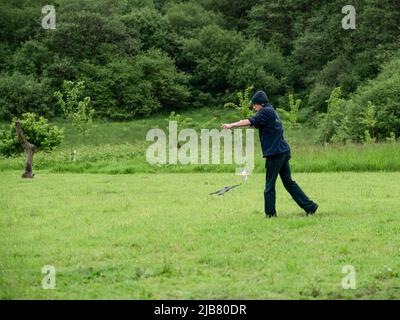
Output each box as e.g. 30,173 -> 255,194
277,94 -> 301,129
224,85 -> 254,118
318,87 -> 345,144
165,111 -> 194,132
360,101 -> 377,143
0,112 -> 63,157
386,132 -> 397,143
54,81 -> 94,159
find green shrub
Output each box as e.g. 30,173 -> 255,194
54,80 -> 94,143
0,73 -> 51,120
164,1 -> 219,38
12,40 -> 51,77
181,25 -> 243,94
121,7 -> 173,52
317,87 -> 346,143
224,86 -> 254,118
165,111 -> 194,132
344,56 -> 400,141
227,41 -> 289,101
277,94 -> 302,129
80,50 -> 190,119
0,113 -> 63,156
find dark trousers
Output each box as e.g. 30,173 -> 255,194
264,151 -> 316,215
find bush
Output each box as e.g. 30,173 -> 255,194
345,56 -> 400,141
277,94 -> 302,129
227,41 -> 289,101
12,40 -> 51,77
181,25 -> 244,94
224,86 -> 254,118
317,87 -> 347,143
46,12 -> 139,62
80,50 -> 190,119
0,73 -> 51,120
54,80 -> 94,143
0,112 -> 63,156
121,7 -> 173,52
164,1 -> 219,38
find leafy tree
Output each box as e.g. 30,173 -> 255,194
121,7 -> 173,52
54,80 -> 94,144
277,94 -> 302,129
165,111 -> 194,132
360,101 -> 377,141
79,50 -> 190,119
0,73 -> 51,120
199,0 -> 258,30
227,41 -> 289,104
224,86 -> 254,118
182,25 -> 244,95
164,1 -> 219,38
0,112 -> 63,157
12,40 -> 51,77
318,87 -> 346,143
345,56 -> 400,141
46,12 -> 139,62
246,1 -> 294,54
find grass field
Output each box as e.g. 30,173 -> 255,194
1,171 -> 399,299
1,108 -> 400,174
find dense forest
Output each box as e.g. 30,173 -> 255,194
1,0 -> 399,142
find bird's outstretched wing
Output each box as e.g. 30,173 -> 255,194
209,184 -> 241,196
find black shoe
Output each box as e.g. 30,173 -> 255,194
306,204 -> 318,215
265,213 -> 277,218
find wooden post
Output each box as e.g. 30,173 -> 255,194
15,120 -> 35,178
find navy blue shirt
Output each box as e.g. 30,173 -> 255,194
248,104 -> 290,157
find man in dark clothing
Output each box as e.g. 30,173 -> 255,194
222,90 -> 318,218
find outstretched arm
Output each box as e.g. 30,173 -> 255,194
221,119 -> 251,130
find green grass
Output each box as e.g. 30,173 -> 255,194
1,107 -> 399,174
1,142 -> 400,174
1,171 -> 400,299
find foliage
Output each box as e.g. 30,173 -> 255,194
181,25 -> 244,94
317,87 -> 346,143
1,0 -> 400,122
227,41 -> 289,101
78,50 -> 190,119
277,94 -> 302,129
1,111 -> 400,173
0,73 -> 51,120
164,1 -> 219,38
165,111 -> 194,132
0,112 -> 63,156
54,81 -> 94,141
344,56 -> 400,141
224,86 -> 254,118
313,56 -> 400,144
360,101 -> 377,142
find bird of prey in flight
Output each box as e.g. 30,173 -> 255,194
209,184 -> 241,196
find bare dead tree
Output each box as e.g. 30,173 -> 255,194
15,120 -> 35,178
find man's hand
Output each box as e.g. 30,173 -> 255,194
221,123 -> 233,130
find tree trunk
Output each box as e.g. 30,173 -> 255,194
15,120 -> 35,178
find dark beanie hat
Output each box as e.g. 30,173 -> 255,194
251,90 -> 269,104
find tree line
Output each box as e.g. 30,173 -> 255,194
0,0 -> 399,142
